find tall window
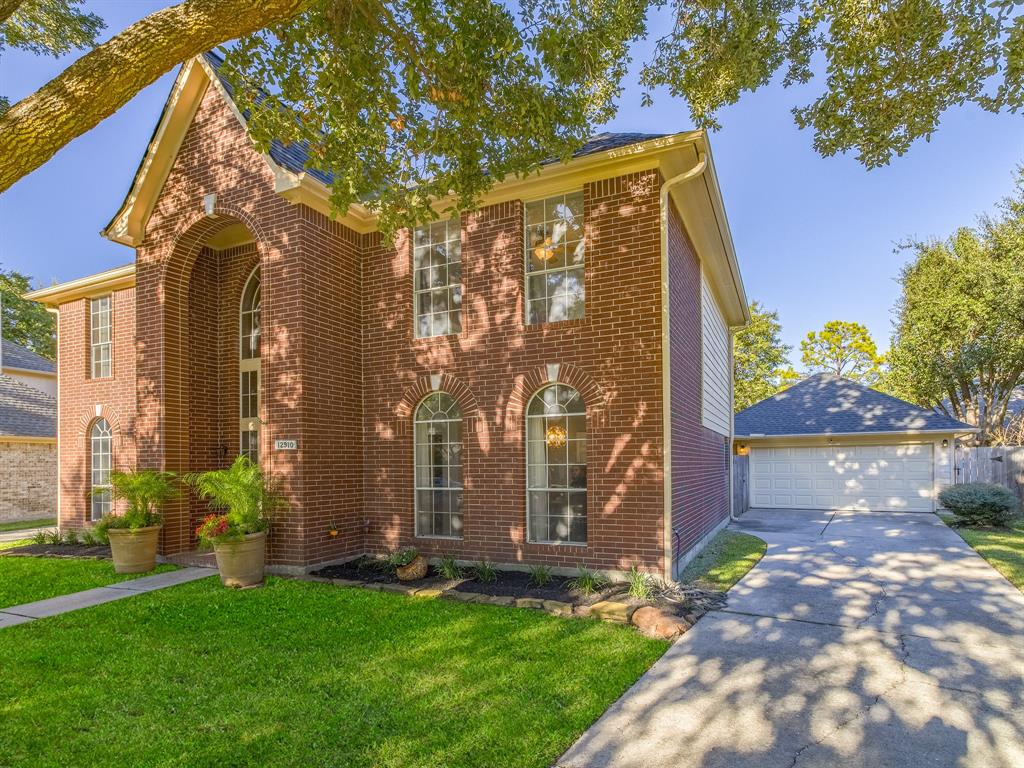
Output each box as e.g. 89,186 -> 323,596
240,268 -> 261,462
527,383 -> 586,544
90,296 -> 112,378
91,418 -> 113,521
413,219 -> 462,338
525,191 -> 585,325
414,392 -> 463,538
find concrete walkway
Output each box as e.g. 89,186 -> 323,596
0,567 -> 213,629
558,509 -> 1024,768
0,526 -> 54,543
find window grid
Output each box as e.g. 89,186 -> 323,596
91,418 -> 113,521
240,268 -> 261,463
526,383 -> 587,545
414,392 -> 464,539
525,191 -> 585,325
413,219 -> 462,338
90,296 -> 112,378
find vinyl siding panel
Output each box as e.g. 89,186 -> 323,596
701,270 -> 731,436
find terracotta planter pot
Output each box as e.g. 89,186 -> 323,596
106,526 -> 161,574
396,554 -> 428,581
213,530 -> 267,588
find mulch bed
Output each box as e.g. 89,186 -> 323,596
451,571 -> 624,604
311,556 -> 450,589
0,544 -> 112,559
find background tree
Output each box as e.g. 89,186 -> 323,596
2,0 -> 1023,209
800,320 -> 885,385
886,172 -> 1024,444
733,301 -> 792,410
0,266 -> 55,359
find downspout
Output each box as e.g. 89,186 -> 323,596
660,152 -> 707,582
729,328 -> 740,521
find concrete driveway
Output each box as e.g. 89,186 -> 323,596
558,509 -> 1024,768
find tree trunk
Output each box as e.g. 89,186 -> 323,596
0,0 -> 310,192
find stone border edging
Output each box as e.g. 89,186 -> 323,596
291,574 -> 708,640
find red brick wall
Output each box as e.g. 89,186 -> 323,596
667,200 -> 731,575
360,171 -> 667,574
56,287 -> 137,528
54,72 -> 729,576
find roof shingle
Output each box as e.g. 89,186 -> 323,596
2,339 -> 55,374
0,374 -> 56,438
735,373 -> 975,437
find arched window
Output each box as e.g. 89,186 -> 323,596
90,418 -> 113,521
527,383 -> 586,544
240,267 -> 261,462
414,392 -> 463,538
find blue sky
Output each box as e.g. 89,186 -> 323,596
1,1 -> 1021,366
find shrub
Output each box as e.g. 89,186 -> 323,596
187,456 -> 282,547
626,565 -> 653,600
44,529 -> 62,545
97,469 -> 177,532
80,527 -> 99,546
63,528 -> 80,546
567,566 -> 607,596
32,530 -> 47,545
528,564 -> 552,587
939,483 -> 1019,527
435,554 -> 462,580
473,561 -> 497,583
387,548 -> 419,568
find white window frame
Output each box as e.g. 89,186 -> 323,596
525,383 -> 587,545
414,392 -> 464,539
90,295 -> 112,379
90,418 -> 113,521
524,191 -> 586,326
239,267 -> 261,462
413,219 -> 463,339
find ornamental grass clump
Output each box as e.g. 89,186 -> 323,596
626,565 -> 653,600
939,483 -> 1019,527
188,456 -> 282,548
568,566 -> 607,596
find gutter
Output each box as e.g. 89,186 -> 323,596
660,150 -> 708,582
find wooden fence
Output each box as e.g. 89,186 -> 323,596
732,454 -> 750,515
954,446 -> 1024,507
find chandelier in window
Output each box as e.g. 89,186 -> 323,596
545,424 -> 568,448
533,236 -> 557,262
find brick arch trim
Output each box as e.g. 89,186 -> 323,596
75,405 -> 126,439
162,204 -> 270,286
511,362 -> 606,416
395,373 -> 481,423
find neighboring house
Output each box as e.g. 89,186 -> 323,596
735,373 -> 976,513
26,52 -> 749,579
0,339 -> 57,522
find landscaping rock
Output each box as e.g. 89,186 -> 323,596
477,594 -> 516,606
589,600 -> 633,623
330,578 -> 364,587
542,600 -> 573,617
515,597 -> 546,610
442,590 -> 483,603
631,606 -> 691,639
379,583 -> 417,595
412,587 -> 444,599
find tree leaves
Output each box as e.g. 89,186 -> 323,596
0,266 -> 55,359
800,319 -> 884,385
733,300 -> 793,410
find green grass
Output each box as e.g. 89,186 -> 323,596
0,556 -> 177,608
0,517 -> 55,532
942,516 -> 1024,592
0,538 -> 32,552
680,530 -> 767,591
0,577 -> 666,768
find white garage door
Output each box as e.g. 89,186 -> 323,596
749,444 -> 935,513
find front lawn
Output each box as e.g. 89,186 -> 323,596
680,530 -> 767,591
0,517 -> 55,532
0,576 -> 667,767
944,517 -> 1024,592
0,556 -> 177,608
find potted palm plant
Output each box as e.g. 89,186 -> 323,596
96,469 -> 177,573
187,456 -> 282,588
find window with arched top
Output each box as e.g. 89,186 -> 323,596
414,392 -> 463,538
527,383 -> 586,544
240,267 -> 261,462
90,418 -> 113,521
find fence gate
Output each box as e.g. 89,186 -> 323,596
954,446 -> 1024,508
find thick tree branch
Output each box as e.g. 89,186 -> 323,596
0,0 -> 310,192
0,0 -> 25,26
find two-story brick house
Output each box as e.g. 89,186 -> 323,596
28,52 -> 749,580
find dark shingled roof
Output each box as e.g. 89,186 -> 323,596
735,373 -> 975,437
201,51 -> 666,187
0,374 -> 56,438
2,339 -> 55,373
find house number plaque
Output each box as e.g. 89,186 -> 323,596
274,439 -> 298,451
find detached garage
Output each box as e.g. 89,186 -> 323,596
734,374 -> 976,513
